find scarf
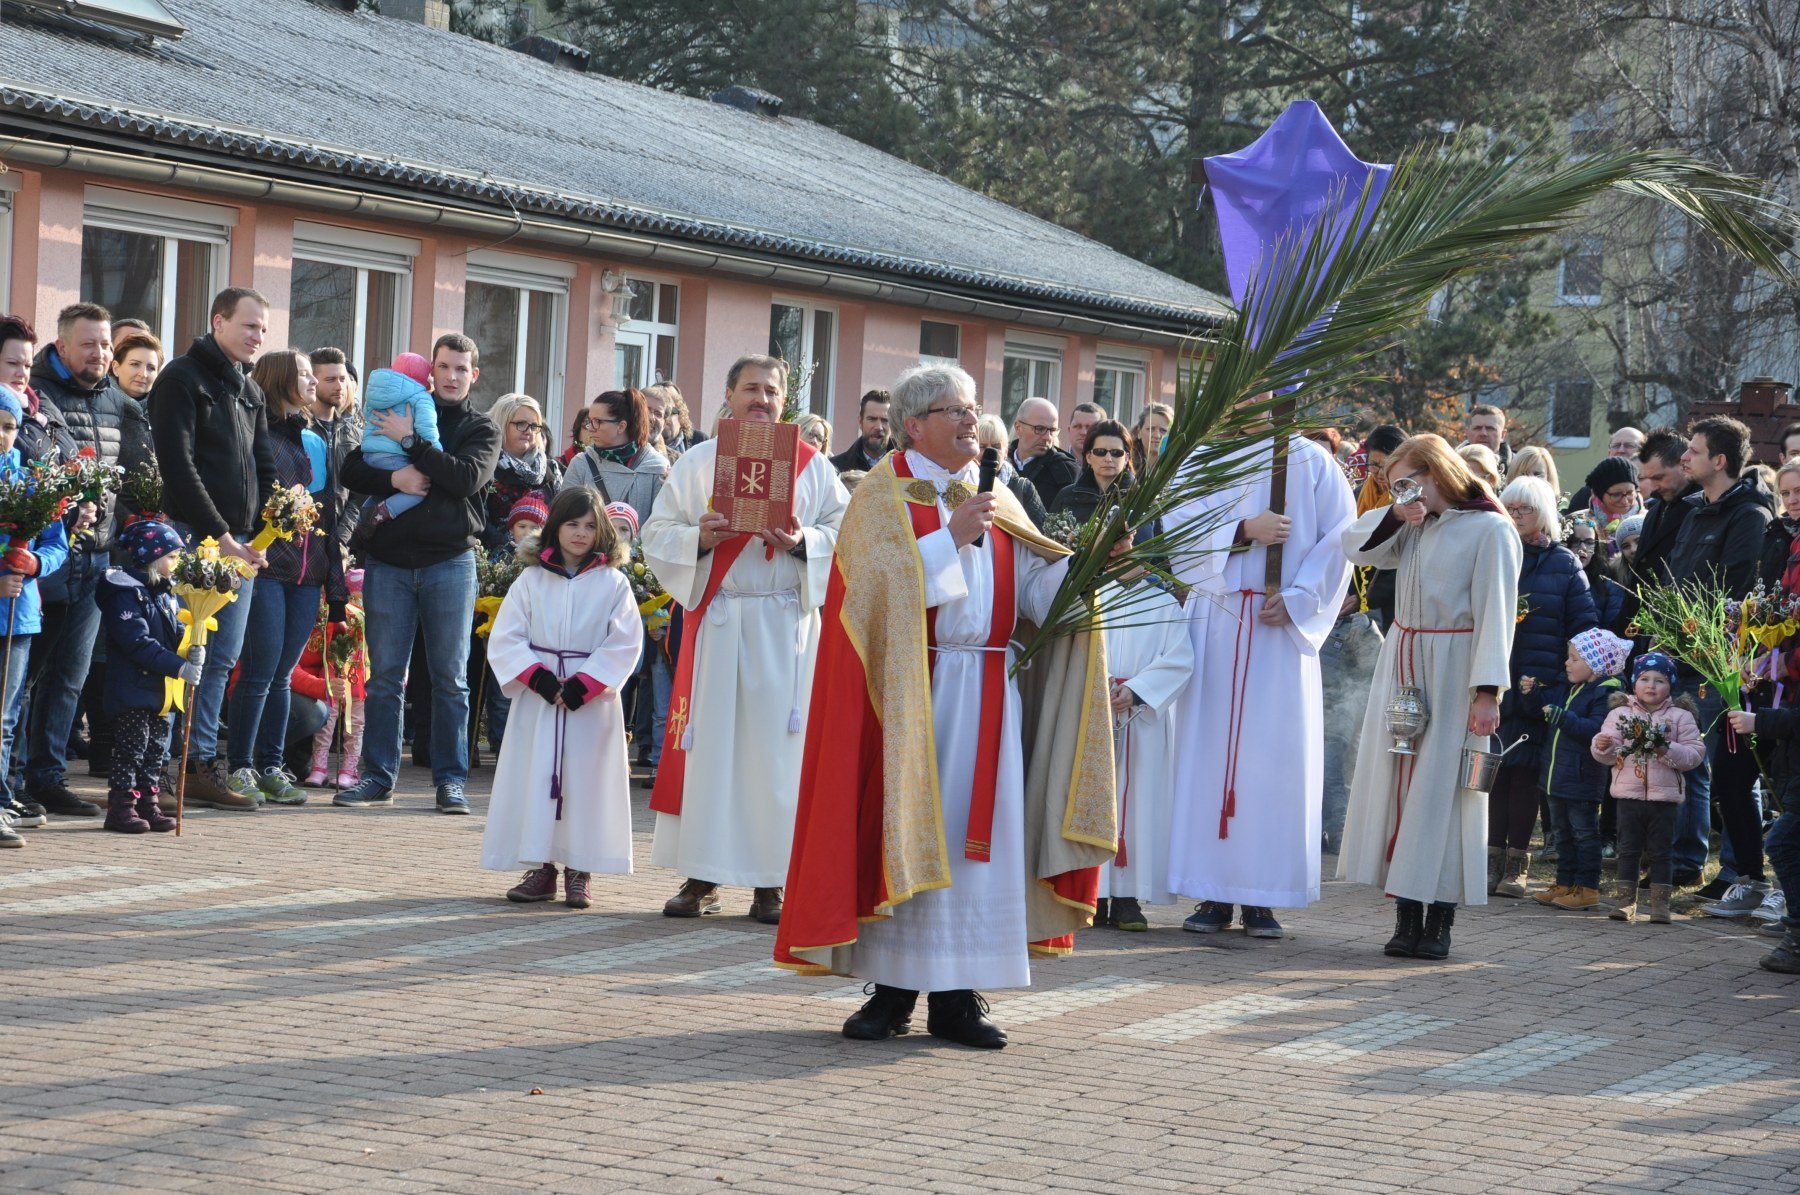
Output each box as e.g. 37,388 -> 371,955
589,442 -> 639,467
500,446 -> 548,485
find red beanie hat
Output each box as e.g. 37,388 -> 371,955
508,493 -> 549,528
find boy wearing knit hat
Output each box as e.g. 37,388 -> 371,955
1517,628 -> 1632,909
506,493 -> 549,547
0,384 -> 69,847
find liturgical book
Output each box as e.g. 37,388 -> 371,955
712,419 -> 801,536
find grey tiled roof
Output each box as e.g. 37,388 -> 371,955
0,0 -> 1226,330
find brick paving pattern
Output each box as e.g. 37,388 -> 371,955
3,766 -> 1799,1192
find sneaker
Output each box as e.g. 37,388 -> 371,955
1183,901 -> 1234,934
1111,897 -> 1148,932
333,778 -> 394,808
435,783 -> 470,815
257,768 -> 308,806
227,767 -> 266,807
565,870 -> 592,910
1241,906 -> 1285,938
1700,879 -> 1770,918
1,800 -> 46,829
0,808 -> 22,848
1757,919 -> 1789,937
30,782 -> 100,817
1751,890 -> 1788,924
1601,839 -> 1617,861
506,864 -> 558,903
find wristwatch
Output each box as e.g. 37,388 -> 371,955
400,434 -> 420,453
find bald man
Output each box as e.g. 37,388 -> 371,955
1009,396 -> 1080,511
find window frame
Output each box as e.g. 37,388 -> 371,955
1001,334 -> 1065,425
465,249 -> 573,427
82,185 -> 234,349
1093,348 -> 1150,423
616,271 -> 681,393
1546,379 -> 1595,449
919,318 -> 962,366
290,221 -> 417,384
769,296 -> 838,416
1556,235 -> 1604,307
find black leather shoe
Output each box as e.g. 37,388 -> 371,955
1416,902 -> 1456,960
1384,899 -> 1424,958
842,984 -> 917,1040
927,990 -> 1007,1049
32,783 -> 100,817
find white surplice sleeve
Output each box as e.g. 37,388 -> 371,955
795,452 -> 849,611
1278,447 -> 1357,655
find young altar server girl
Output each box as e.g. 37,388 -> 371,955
1095,573 -> 1195,931
481,485 -> 643,909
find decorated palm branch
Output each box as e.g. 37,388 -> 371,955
1018,116 -> 1797,664
474,554 -> 525,639
249,484 -> 320,552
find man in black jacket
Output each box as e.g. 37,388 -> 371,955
19,303 -> 151,818
336,333 -> 499,814
1008,396 -> 1079,511
146,288 -> 278,810
1665,416 -> 1772,890
1629,429 -> 1696,590
828,389 -> 894,473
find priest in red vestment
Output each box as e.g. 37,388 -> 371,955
775,364 -> 1118,1049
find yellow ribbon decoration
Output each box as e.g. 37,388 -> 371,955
249,523 -> 292,553
159,607 -> 222,717
474,595 -> 504,638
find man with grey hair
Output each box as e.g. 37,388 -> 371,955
1009,396 -> 1079,511
642,354 -> 850,925
778,363 -> 1124,1049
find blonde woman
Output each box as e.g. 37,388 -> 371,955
795,412 -> 832,456
483,394 -> 562,551
1457,443 -> 1502,493
1507,444 -> 1561,501
1131,402 -> 1175,477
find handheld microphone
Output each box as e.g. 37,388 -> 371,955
974,446 -> 999,547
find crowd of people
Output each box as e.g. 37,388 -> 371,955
3,287 -> 1797,1052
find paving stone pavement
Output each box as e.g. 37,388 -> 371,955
3,766 -> 1799,1193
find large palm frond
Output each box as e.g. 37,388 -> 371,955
1019,135 -> 1798,662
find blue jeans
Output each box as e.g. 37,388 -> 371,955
0,634 -> 33,806
1674,680 -> 1721,878
1765,809 -> 1800,930
1550,798 -> 1602,888
228,578 -> 320,773
165,523 -> 257,763
24,548 -> 104,791
363,553 -> 477,789
648,635 -> 673,767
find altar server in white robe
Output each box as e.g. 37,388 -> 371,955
1096,576 -> 1196,929
642,354 -> 849,925
481,487 -> 645,910
1166,430 -> 1356,938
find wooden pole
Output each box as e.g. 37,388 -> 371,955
175,686 -> 193,836
1263,399 -> 1294,596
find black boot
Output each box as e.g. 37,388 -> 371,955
1416,902 -> 1457,960
1384,899 -> 1424,957
1094,897 -> 1113,928
842,984 -> 917,1040
926,990 -> 1007,1049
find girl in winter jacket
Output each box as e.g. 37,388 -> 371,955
1592,651 -> 1706,924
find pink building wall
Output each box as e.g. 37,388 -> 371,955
5,163 -> 1183,447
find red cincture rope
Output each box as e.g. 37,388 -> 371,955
1113,683 -> 1131,867
1219,589 -> 1260,839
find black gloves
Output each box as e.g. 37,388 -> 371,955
527,668 -> 562,705
561,677 -> 590,711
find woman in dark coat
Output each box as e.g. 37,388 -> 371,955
1490,474 -> 1598,897
1051,418 -> 1135,525
1761,460 -> 1800,591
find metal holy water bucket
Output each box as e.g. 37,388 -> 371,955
1460,734 -> 1530,793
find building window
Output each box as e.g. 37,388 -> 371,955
920,319 -> 961,364
1548,380 -> 1594,446
289,221 -> 415,385
0,175 -> 14,314
1569,100 -> 1615,158
1093,353 -> 1149,422
1557,236 -> 1603,306
463,249 -> 574,422
80,187 -> 232,349
616,276 -> 680,392
769,299 -> 835,415
1001,338 -> 1063,424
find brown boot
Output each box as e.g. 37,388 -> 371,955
1534,884 -> 1572,906
1607,881 -> 1637,922
662,878 -> 722,918
749,887 -> 784,925
1551,885 -> 1600,911
1495,849 -> 1531,898
186,758 -> 257,810
1647,883 -> 1673,924
1486,845 -> 1505,896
